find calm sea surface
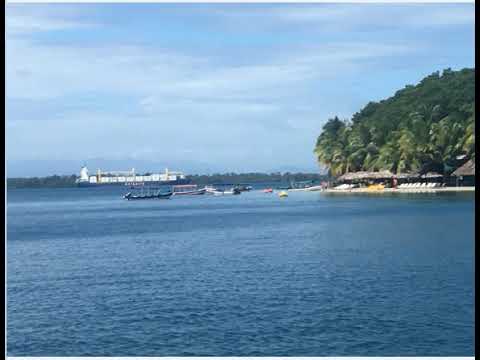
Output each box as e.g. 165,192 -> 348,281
7,187 -> 475,356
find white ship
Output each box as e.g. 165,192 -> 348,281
75,166 -> 189,187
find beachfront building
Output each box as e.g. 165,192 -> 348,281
336,170 -> 395,189
452,159 -> 475,186
335,170 -> 446,190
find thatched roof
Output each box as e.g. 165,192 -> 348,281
452,159 -> 475,176
338,170 -> 393,181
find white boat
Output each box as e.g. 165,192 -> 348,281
204,186 -> 218,194
208,187 -> 241,196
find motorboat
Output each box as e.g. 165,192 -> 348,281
210,187 -> 241,196
234,185 -> 253,192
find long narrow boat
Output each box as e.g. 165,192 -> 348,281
123,191 -> 172,200
172,184 -> 206,196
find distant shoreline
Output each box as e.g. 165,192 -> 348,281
6,172 -> 328,189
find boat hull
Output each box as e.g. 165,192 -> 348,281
172,189 -> 206,196
210,189 -> 241,196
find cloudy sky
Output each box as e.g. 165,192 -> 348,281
6,3 -> 475,176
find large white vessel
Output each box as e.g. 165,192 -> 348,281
75,166 -> 189,187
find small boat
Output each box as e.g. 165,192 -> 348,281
234,185 -> 253,192
263,188 -> 273,193
278,190 -> 288,198
211,188 -> 241,196
123,191 -> 172,200
172,184 -> 206,196
290,180 -> 316,189
227,188 -> 241,195
204,186 -> 218,194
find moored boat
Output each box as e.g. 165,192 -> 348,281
209,187 -> 241,196
172,184 -> 206,195
234,184 -> 253,192
123,190 -> 172,200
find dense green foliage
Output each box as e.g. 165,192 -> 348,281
7,175 -> 78,189
314,68 -> 475,176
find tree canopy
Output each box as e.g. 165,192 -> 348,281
314,68 -> 475,176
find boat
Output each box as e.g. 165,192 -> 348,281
76,165 -> 190,187
225,188 -> 241,195
234,185 -> 253,192
278,190 -> 288,197
290,180 -> 316,189
123,189 -> 172,200
204,186 -> 218,194
263,188 -> 273,193
210,188 -> 241,196
172,184 -> 206,195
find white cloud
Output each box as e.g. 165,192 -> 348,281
6,5 -> 98,36
5,3 -> 472,173
5,6 -> 418,169
6,34 -> 416,103
215,4 -> 474,30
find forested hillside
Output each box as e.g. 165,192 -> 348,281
314,68 -> 475,176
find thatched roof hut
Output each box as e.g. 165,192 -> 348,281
338,170 -> 393,181
452,159 -> 475,177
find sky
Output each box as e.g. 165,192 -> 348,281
5,3 -> 475,176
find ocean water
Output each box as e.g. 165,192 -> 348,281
6,187 -> 475,356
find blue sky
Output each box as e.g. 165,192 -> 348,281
6,3 -> 475,176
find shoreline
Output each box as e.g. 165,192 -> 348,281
294,186 -> 475,194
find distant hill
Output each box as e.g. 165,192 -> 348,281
314,68 -> 475,176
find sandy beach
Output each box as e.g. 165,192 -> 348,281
294,186 -> 475,194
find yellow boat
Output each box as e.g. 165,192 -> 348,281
278,190 -> 288,197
